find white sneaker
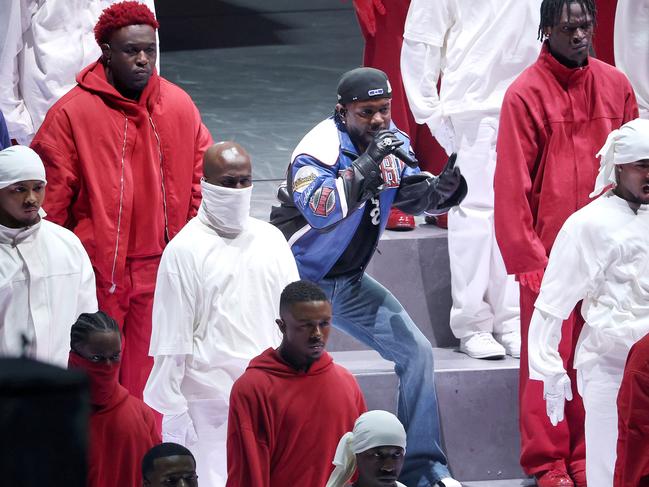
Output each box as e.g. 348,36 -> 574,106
494,330 -> 521,358
459,332 -> 505,359
435,477 -> 462,487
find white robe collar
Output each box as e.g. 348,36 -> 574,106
0,219 -> 41,246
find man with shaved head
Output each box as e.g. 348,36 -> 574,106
144,141 -> 299,487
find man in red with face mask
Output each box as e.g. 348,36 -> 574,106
68,311 -> 161,487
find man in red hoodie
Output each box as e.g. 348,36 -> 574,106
226,280 -> 367,487
494,1 -> 638,485
67,311 -> 161,487
30,1 -> 213,398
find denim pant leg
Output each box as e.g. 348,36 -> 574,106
318,273 -> 451,486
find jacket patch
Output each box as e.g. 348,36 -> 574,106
309,186 -> 336,217
380,155 -> 402,188
293,166 -> 319,193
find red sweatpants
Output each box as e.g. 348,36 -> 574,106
96,256 -> 161,400
519,284 -> 586,476
354,0 -> 448,175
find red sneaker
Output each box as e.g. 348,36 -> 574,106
424,213 -> 448,229
535,469 -> 575,487
386,208 -> 415,231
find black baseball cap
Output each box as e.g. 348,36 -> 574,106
337,67 -> 392,104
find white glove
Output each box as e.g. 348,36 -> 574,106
162,410 -> 198,446
543,373 -> 573,426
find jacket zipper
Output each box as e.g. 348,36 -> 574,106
148,116 -> 170,242
109,116 -> 129,294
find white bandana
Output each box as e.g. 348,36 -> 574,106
0,145 -> 47,189
591,118 -> 649,198
326,410 -> 407,487
198,179 -> 252,236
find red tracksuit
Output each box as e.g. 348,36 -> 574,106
615,335 -> 649,487
495,43 -> 637,475
32,62 -> 212,398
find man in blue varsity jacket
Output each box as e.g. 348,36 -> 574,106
270,67 -> 466,487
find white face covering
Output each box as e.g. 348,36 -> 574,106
199,179 -> 252,236
591,118 -> 649,198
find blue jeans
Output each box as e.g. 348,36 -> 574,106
318,273 -> 451,486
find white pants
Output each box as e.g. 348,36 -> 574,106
445,114 -> 519,339
577,346 -> 629,487
187,398 -> 229,487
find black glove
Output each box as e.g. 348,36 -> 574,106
365,129 -> 404,163
350,130 -> 404,200
435,153 -> 463,204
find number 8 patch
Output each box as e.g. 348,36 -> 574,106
380,155 -> 402,188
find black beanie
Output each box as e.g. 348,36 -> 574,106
337,67 -> 392,104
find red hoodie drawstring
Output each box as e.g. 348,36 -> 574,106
148,116 -> 170,243
109,115 -> 128,294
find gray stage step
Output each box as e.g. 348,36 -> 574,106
332,349 -> 526,484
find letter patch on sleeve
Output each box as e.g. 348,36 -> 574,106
309,186 -> 336,217
293,166 -> 319,193
380,155 -> 402,188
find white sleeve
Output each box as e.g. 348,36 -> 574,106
149,249 -> 195,356
144,354 -> 188,415
403,0 -> 453,46
278,238 -> 300,284
401,0 -> 454,136
145,245 -> 195,415
400,39 -> 444,134
614,0 -> 649,118
528,308 -> 566,383
77,244 -> 98,315
0,0 -> 34,144
535,229 -> 591,320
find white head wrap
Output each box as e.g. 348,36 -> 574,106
326,410 -> 407,487
590,118 -> 649,198
0,145 -> 47,189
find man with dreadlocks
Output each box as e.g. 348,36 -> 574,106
494,0 -> 638,485
31,1 -> 212,398
68,311 -> 161,487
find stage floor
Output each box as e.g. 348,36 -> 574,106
161,3 -> 363,220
